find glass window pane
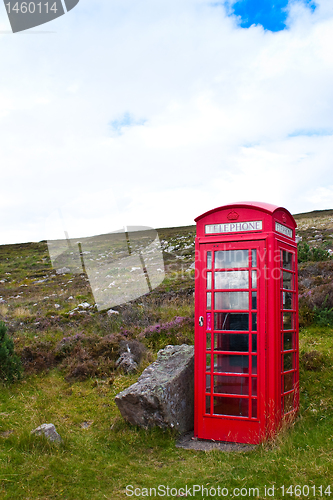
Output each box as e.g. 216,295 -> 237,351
214,250 -> 248,269
214,292 -> 248,310
252,378 -> 257,396
207,292 -> 212,309
284,372 -> 294,392
252,313 -> 257,331
207,251 -> 212,269
282,313 -> 293,330
214,313 -> 249,331
282,292 -> 293,309
214,376 -> 249,395
213,397 -> 249,417
283,271 -> 293,290
251,249 -> 257,267
214,333 -> 248,352
283,332 -> 293,351
252,355 -> 257,375
252,270 -> 257,289
206,395 -> 211,414
284,352 -> 293,371
207,272 -> 212,290
252,334 -> 257,352
214,354 -> 249,374
252,291 -> 257,309
206,333 -> 211,350
206,374 -> 211,392
215,271 -> 248,289
252,399 -> 257,418
206,354 -> 211,370
282,250 -> 293,270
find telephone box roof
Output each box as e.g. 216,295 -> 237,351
195,201 -> 296,227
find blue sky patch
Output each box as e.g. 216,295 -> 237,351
109,112 -> 147,135
288,128 -> 333,138
218,0 -> 317,32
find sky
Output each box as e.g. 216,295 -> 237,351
0,0 -> 333,244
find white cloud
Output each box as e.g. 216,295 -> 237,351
0,0 -> 333,243
305,185 -> 333,207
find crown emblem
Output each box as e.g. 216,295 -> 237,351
227,210 -> 239,221
282,213 -> 287,222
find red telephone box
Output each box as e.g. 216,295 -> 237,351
194,202 -> 299,444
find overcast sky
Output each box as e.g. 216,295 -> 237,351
0,0 -> 333,244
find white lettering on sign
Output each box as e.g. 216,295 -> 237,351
275,222 -> 293,238
205,220 -> 263,234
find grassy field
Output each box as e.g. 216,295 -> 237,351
1,215 -> 333,499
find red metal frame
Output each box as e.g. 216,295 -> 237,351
194,202 -> 298,444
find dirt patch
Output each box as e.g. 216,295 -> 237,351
176,432 -> 257,452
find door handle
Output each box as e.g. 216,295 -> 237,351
199,316 -> 204,327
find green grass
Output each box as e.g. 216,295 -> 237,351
1,324 -> 333,499
1,218 -> 333,499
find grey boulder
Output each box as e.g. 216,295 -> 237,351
115,344 -> 194,433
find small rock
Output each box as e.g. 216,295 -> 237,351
56,267 -> 71,275
107,309 -> 119,316
0,430 -> 14,438
80,420 -> 93,429
116,352 -> 138,374
78,302 -> 90,309
119,340 -> 146,364
31,423 -> 62,443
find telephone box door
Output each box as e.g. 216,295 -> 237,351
195,240 -> 266,444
